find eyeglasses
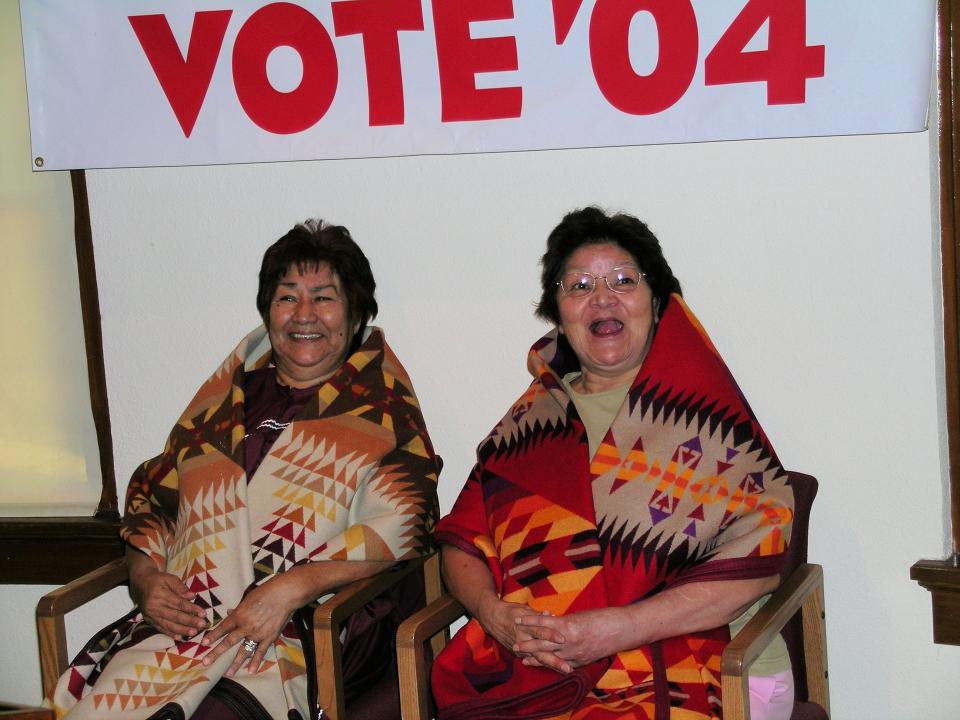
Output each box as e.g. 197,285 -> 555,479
556,266 -> 646,297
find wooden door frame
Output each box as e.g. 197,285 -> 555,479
910,0 -> 960,647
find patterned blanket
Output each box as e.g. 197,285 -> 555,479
432,296 -> 794,720
48,326 -> 439,719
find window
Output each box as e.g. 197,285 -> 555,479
0,0 -> 120,583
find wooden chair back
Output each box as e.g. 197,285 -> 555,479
721,470 -> 829,720
780,471 -> 818,705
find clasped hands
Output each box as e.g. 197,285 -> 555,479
132,567 -> 301,678
477,594 -> 628,675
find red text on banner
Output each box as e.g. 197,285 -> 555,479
705,0 -> 825,104
332,0 -> 424,126
129,11 -> 233,137
128,0 -> 827,138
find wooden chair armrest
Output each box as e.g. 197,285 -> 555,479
313,556 -> 427,629
397,594 -> 465,649
36,557 -> 129,619
721,563 -> 829,720
311,555 -> 430,720
36,557 -> 129,699
397,594 -> 466,720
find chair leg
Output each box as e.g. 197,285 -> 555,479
397,633 -> 433,720
397,595 -> 464,720
314,614 -> 346,720
720,672 -> 750,720
422,554 -> 447,662
802,581 -> 830,716
36,613 -> 68,701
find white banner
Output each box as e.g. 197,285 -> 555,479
20,0 -> 935,171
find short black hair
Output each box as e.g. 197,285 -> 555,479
535,206 -> 682,324
257,219 -> 377,352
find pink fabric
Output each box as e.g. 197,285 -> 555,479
749,670 -> 795,720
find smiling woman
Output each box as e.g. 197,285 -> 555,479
554,243 -> 657,393
45,218 -> 440,720
256,221 -> 375,388
267,263 -> 358,387
432,206 -> 795,720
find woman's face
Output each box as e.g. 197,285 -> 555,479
267,263 -> 358,388
557,242 -> 655,393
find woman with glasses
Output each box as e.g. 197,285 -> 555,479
431,207 -> 795,720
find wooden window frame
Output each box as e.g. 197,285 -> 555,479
0,170 -> 123,585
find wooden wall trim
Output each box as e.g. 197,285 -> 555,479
940,0 -> 960,559
71,169 -> 119,521
913,0 -> 960,646
0,518 -> 123,585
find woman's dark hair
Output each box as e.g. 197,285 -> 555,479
535,206 -> 682,325
257,219 -> 378,352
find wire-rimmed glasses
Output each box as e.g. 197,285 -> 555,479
556,266 -> 646,297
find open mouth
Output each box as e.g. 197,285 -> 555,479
589,319 -> 623,336
290,332 -> 323,341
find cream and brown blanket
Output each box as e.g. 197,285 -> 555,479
48,326 -> 439,719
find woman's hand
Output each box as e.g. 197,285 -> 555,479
514,606 -> 630,673
440,545 -> 553,658
513,574 -> 782,674
199,558 -> 393,676
473,592 -> 547,653
200,572 -> 303,677
127,548 -> 206,641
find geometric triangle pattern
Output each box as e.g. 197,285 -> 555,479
91,644 -> 210,713
167,463 -> 246,622
52,325 -> 440,719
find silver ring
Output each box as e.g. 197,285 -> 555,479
241,638 -> 259,654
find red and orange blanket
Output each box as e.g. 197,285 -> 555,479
433,296 -> 794,720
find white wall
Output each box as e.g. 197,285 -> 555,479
3,130 -> 958,717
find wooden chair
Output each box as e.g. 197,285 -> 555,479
397,471 -> 829,720
722,471 -> 829,720
36,552 -> 443,720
